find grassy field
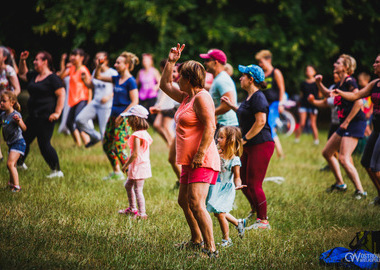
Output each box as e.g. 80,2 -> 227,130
1,127 -> 379,269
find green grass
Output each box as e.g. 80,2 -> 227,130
1,128 -> 379,269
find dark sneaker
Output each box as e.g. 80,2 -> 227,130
326,184 -> 347,193
369,196 -> 380,206
85,138 -> 101,148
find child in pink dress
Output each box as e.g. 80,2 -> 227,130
118,105 -> 153,219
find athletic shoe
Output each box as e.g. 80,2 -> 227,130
46,170 -> 64,178
314,139 -> 320,145
17,163 -> 28,170
369,196 -> 380,206
217,238 -> 232,248
326,183 -> 347,193
85,138 -> 101,148
11,186 -> 21,193
236,219 -> 246,238
102,172 -> 125,181
246,219 -> 271,230
353,190 -> 367,200
118,207 -> 138,215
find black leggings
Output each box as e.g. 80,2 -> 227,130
66,100 -> 87,133
18,117 -> 60,171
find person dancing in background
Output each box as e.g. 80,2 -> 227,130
58,48 -> 92,147
294,65 -> 320,145
76,51 -> 118,148
333,54 -> 380,205
316,54 -> 367,200
255,50 -> 285,159
94,51 -> 139,181
136,53 -> 161,126
17,50 -> 66,178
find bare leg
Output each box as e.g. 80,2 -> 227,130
7,151 -> 21,187
225,213 -> 238,226
188,182 -> 216,252
215,213 -> 230,240
153,113 -> 170,146
339,136 -> 364,192
168,139 -> 181,179
295,111 -> 307,139
322,133 -> 344,185
309,113 -> 319,141
177,183 -> 203,244
273,136 -> 284,158
72,129 -> 82,146
80,131 -> 90,145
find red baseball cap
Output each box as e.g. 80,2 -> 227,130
200,49 -> 227,65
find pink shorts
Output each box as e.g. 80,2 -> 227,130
179,165 -> 219,185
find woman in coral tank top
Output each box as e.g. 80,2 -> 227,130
160,44 -> 220,258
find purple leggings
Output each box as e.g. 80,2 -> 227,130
240,141 -> 275,220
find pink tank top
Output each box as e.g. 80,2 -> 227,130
138,67 -> 158,100
175,90 -> 220,171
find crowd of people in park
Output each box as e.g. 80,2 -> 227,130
1,42 -> 380,258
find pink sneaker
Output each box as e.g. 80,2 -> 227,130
118,207 -> 138,215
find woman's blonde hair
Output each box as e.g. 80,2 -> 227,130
120,51 -> 140,72
339,54 -> 356,75
218,126 -> 243,160
1,91 -> 20,112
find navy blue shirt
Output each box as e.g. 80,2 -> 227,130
111,76 -> 138,117
237,91 -> 273,146
333,76 -> 365,123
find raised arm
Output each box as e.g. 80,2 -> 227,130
18,51 -> 29,82
315,75 -> 332,97
159,44 -> 186,103
94,61 -> 113,83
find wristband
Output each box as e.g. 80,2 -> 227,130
242,136 -> 248,142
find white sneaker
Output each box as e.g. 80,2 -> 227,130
46,170 -> 64,178
102,172 -> 125,181
314,139 -> 320,145
17,163 -> 28,170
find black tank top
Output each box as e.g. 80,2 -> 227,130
262,68 -> 279,104
371,79 -> 380,132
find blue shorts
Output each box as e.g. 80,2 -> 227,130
268,101 -> 279,138
299,107 -> 318,115
8,138 -> 26,156
335,120 -> 366,139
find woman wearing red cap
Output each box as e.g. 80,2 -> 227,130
160,44 -> 220,258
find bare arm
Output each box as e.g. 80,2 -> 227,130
215,91 -> 235,116
274,69 -> 285,108
315,75 -> 332,97
159,44 -> 186,103
232,165 -> 246,190
18,51 -> 29,82
9,75 -> 21,96
220,95 -> 239,112
13,115 -> 27,132
192,94 -> 216,168
243,112 -> 266,142
49,87 -> 65,122
333,79 -> 377,102
340,90 -> 363,129
153,68 -> 161,92
94,64 -> 113,83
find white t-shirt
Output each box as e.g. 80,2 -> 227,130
155,82 -> 180,110
0,65 -> 16,93
91,68 -> 118,107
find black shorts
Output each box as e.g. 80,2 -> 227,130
161,108 -> 176,118
335,120 -> 366,139
361,131 -> 380,172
